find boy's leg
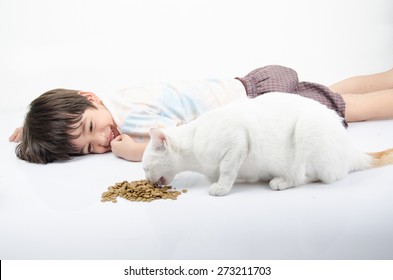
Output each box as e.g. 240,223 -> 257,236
294,82 -> 348,127
236,65 -> 299,98
342,89 -> 393,122
329,68 -> 393,94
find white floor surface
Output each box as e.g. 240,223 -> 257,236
1,109 -> 393,260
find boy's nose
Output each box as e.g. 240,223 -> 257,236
91,132 -> 111,154
93,130 -> 108,147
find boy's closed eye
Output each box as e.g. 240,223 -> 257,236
87,121 -> 93,153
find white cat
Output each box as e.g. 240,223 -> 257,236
142,93 -> 393,196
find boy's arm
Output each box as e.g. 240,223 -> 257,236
9,127 -> 23,142
110,134 -> 147,162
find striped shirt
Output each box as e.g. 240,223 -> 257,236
102,79 -> 246,142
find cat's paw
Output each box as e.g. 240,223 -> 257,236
209,183 -> 231,196
269,177 -> 293,191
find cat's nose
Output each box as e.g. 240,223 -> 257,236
158,177 -> 167,185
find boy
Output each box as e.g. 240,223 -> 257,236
9,65 -> 393,164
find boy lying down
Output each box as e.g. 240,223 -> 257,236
9,65 -> 393,164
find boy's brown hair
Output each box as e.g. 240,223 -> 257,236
16,89 -> 97,163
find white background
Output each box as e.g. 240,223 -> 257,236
1,1 -> 393,277
0,0 -> 392,111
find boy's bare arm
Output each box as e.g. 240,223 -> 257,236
110,134 -> 147,162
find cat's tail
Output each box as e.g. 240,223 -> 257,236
368,148 -> 393,168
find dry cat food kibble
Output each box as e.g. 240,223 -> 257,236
101,180 -> 187,203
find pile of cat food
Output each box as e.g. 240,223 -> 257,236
101,179 -> 187,203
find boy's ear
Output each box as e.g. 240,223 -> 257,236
149,128 -> 167,150
78,91 -> 101,104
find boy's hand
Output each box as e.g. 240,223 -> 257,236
9,127 -> 23,142
110,134 -> 147,162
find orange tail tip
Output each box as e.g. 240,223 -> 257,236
368,148 -> 393,168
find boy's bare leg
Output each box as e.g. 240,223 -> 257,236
328,68 -> 393,122
329,68 -> 393,94
341,89 -> 393,122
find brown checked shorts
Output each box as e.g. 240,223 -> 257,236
236,65 -> 347,127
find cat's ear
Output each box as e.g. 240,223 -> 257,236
149,128 -> 167,150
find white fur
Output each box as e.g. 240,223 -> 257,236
142,93 -> 371,196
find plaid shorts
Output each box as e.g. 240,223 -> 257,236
236,65 -> 347,127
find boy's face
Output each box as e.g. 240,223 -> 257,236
70,96 -> 120,155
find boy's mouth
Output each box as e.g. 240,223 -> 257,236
109,126 -> 120,145
110,129 -> 115,143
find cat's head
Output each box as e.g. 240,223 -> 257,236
142,128 -> 177,185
